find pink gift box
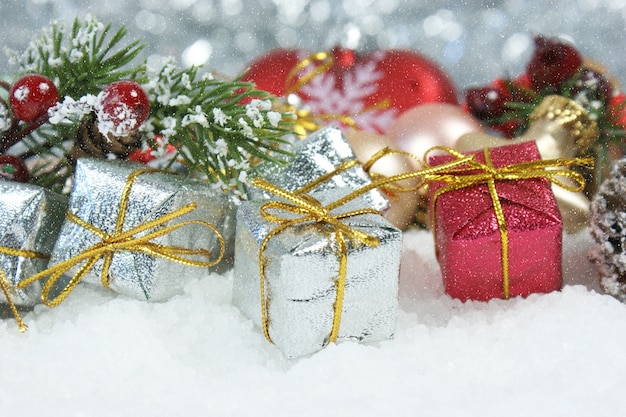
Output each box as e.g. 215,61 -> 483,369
428,142 -> 563,301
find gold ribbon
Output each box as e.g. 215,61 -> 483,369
423,146 -> 593,299
285,51 -> 334,96
0,246 -> 47,332
18,168 -> 225,307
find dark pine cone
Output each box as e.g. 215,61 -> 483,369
589,157 -> 626,301
70,112 -> 142,163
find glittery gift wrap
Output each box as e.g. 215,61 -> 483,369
47,158 -> 232,302
0,181 -> 67,306
250,126 -> 389,212
232,188 -> 401,358
428,142 -> 563,301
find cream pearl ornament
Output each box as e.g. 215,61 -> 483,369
455,95 -> 599,234
386,103 -> 485,168
344,130 -> 423,230
379,103 -> 484,227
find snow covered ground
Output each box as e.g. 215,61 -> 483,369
1,228 -> 624,417
1,2 -> 625,416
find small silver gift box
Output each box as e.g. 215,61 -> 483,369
46,158 -> 232,302
0,181 -> 67,306
233,187 -> 401,358
250,126 -> 389,212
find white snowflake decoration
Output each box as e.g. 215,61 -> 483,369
297,52 -> 398,133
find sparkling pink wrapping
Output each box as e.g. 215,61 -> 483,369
428,142 -> 563,301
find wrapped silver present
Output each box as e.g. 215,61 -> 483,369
233,182 -> 401,358
0,181 -> 67,307
250,126 -> 389,212
41,158 -> 229,303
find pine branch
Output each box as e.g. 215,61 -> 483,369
3,14 -> 148,192
3,14 -> 295,197
141,59 -> 294,198
7,14 -> 146,98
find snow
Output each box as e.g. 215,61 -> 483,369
1,227 -> 625,416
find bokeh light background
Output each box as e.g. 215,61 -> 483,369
2,0 -> 626,93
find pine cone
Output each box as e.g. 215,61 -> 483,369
589,157 -> 626,301
70,112 -> 142,163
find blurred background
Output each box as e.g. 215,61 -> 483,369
2,0 -> 626,91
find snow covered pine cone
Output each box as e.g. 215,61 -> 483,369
70,111 -> 142,162
590,157 -> 626,301
69,80 -> 149,162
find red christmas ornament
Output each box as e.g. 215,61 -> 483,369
242,47 -> 458,134
526,34 -> 582,90
242,48 -> 302,98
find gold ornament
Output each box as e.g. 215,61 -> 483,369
344,130 -> 425,230
456,95 -> 599,233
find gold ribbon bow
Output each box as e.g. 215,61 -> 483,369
423,146 -> 593,299
0,246 -> 47,332
252,177 -> 381,345
18,168 -> 225,307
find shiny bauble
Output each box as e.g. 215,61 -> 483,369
241,48 -> 302,98
242,47 -> 458,133
386,103 -> 484,167
344,130 -> 423,230
456,95 -> 599,234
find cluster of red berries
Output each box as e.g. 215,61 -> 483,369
0,74 -> 150,183
464,34 -> 625,138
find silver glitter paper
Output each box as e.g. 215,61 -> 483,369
250,127 -> 389,212
233,187 -> 401,358
48,158 -> 234,302
0,181 -> 67,306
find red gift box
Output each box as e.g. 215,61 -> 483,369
427,142 -> 563,301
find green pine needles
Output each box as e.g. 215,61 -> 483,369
4,14 -> 294,197
141,60 -> 293,200
7,14 -> 145,100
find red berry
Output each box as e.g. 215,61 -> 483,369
129,136 -> 176,164
526,35 -> 582,90
465,86 -> 511,120
97,80 -> 150,136
609,93 -> 626,127
512,73 -> 533,90
0,155 -> 29,183
9,74 -> 59,123
501,77 -> 535,103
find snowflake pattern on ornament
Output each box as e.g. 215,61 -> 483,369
298,52 -> 398,133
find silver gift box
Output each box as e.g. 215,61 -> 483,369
233,188 -> 401,358
47,158 -> 233,302
0,181 -> 67,306
250,127 -> 389,212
